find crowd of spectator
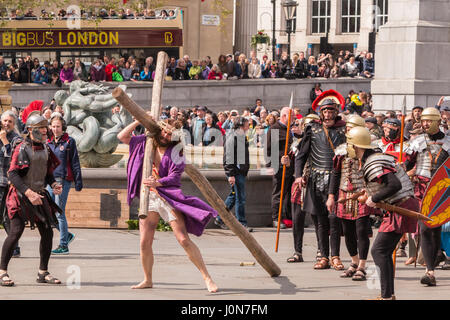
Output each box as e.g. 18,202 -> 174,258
138,89 -> 381,150
0,49 -> 374,86
9,83 -> 449,159
1,7 -> 178,20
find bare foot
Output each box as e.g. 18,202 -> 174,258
131,280 -> 153,289
205,278 -> 218,293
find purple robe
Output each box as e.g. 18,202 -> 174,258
127,135 -> 218,236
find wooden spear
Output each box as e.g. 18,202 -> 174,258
138,51 -> 168,219
393,96 -> 407,276
112,87 -> 281,278
275,92 -> 294,252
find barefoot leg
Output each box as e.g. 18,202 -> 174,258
169,210 -> 218,293
132,211 -> 159,289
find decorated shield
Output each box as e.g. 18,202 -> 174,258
420,157 -> 450,228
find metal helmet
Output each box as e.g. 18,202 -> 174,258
304,113 -> 320,125
25,110 -> 48,129
420,107 -> 441,121
346,114 -> 365,129
346,126 -> 373,149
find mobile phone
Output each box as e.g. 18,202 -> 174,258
443,96 -> 450,102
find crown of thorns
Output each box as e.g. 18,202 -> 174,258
157,120 -> 184,141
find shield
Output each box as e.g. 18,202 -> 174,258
420,157 -> 450,228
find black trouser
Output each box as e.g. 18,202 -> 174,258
1,215 -> 53,271
341,216 -> 371,260
316,213 -> 341,258
271,171 -> 294,221
311,213 -> 321,252
371,231 -> 402,299
0,186 -> 19,251
419,221 -> 442,271
292,203 -> 305,254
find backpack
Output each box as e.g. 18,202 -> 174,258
112,71 -> 123,82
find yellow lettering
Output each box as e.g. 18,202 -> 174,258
2,33 -> 11,46
59,32 -> 67,45
17,33 -> 26,46
36,32 -> 45,46
89,32 -> 98,45
99,32 -> 107,45
78,32 -> 87,45
46,32 -> 54,46
67,32 -> 76,45
26,32 -> 36,46
109,31 -> 119,45
164,32 -> 173,45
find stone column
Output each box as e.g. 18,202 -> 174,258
371,0 -> 450,112
0,81 -> 13,112
357,0 -> 374,52
235,0 -> 258,57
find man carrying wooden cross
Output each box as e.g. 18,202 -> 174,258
118,118 -> 219,293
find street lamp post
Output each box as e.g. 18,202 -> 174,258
271,0 -> 276,61
282,0 -> 298,79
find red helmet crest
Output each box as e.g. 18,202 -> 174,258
311,90 -> 345,112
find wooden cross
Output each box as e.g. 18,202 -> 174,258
112,52 -> 281,278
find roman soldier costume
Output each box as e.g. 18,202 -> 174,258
362,148 -> 418,299
0,111 -> 62,287
295,90 -> 346,270
373,118 -> 409,161
329,126 -> 374,281
404,107 -> 450,286
287,113 -> 320,263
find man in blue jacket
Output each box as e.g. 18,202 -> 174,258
47,113 -> 83,254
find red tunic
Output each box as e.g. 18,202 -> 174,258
378,198 -> 419,234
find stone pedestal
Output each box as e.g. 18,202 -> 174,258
371,0 -> 450,112
0,81 -> 13,112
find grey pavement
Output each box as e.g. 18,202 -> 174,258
0,226 -> 448,300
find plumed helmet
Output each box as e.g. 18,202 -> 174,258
346,126 -> 373,149
25,110 -> 48,129
311,89 -> 346,112
346,114 -> 365,128
421,107 -> 441,121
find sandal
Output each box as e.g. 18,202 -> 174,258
352,268 -> 367,281
36,271 -> 62,284
0,273 -> 14,287
315,250 -> 322,261
340,263 -> 358,278
287,253 -> 304,263
330,256 -> 345,271
314,257 -> 330,269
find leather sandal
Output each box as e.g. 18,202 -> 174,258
0,273 -> 14,287
330,256 -> 345,271
352,268 -> 367,281
314,257 -> 330,269
340,263 -> 358,278
36,271 -> 62,284
287,253 -> 304,263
